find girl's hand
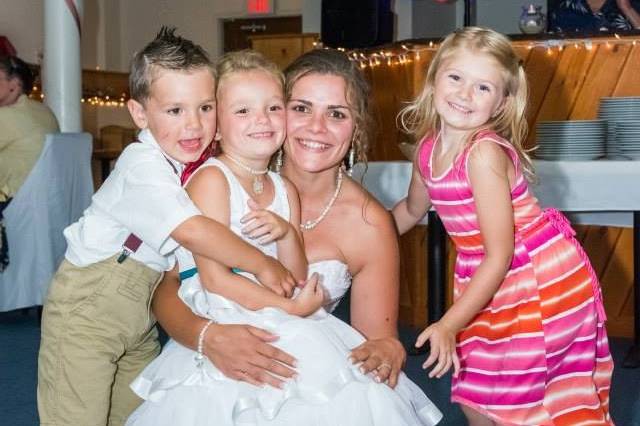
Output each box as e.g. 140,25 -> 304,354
415,321 -> 460,379
241,199 -> 292,244
349,336 -> 406,388
289,273 -> 324,316
255,256 -> 296,298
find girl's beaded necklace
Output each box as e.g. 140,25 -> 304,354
224,153 -> 269,195
300,167 -> 343,231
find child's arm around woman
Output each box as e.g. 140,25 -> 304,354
391,155 -> 433,235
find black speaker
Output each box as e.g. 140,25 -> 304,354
321,0 -> 393,49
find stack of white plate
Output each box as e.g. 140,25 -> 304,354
598,96 -> 640,159
615,122 -> 640,159
535,120 -> 606,160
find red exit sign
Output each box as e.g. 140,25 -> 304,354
247,0 -> 274,15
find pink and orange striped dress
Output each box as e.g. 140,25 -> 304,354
418,131 -> 614,425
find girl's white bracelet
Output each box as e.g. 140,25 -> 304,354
195,319 -> 215,367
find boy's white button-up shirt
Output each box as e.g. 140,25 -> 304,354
64,129 -> 201,272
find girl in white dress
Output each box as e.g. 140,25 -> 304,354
126,50 -> 442,426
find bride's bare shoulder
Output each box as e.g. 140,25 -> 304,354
336,177 -> 399,274
340,177 -> 395,231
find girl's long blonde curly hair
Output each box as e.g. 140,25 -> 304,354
399,27 -> 534,181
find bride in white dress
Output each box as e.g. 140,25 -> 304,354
130,50 -> 443,425
128,154 -> 440,424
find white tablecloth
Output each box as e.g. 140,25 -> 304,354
353,160 -> 640,227
0,133 -> 94,311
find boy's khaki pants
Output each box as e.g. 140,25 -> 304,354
37,256 -> 162,426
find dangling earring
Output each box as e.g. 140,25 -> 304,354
274,148 -> 284,173
346,144 -> 356,176
346,126 -> 360,176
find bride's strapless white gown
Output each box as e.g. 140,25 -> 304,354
126,160 -> 443,426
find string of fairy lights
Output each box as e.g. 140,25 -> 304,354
337,34 -> 640,70
28,34 -> 640,108
29,87 -> 128,108
80,94 -> 128,107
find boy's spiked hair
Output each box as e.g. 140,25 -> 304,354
129,26 -> 214,102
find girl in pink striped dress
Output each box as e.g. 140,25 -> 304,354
393,27 -> 614,425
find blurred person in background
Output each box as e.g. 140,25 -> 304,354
0,55 -> 59,271
549,0 -> 640,32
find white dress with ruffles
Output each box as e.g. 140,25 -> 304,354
126,158 -> 442,426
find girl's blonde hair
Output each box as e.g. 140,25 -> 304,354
215,49 -> 284,97
399,26 -> 533,180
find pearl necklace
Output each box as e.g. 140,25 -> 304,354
224,154 -> 269,195
300,167 -> 343,231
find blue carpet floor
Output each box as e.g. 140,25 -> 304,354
1,308 -> 639,425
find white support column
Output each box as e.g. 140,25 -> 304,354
44,0 -> 83,132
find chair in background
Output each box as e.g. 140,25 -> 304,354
93,125 -> 137,183
0,132 -> 93,311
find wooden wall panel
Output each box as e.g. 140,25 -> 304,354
398,227 -> 428,326
534,45 -> 596,124
250,33 -> 319,69
368,59 -> 419,162
570,43 -> 632,119
599,229 -> 635,337
512,44 -> 533,63
411,51 -> 436,101
520,46 -> 561,148
612,43 -> 640,96
574,225 -> 634,337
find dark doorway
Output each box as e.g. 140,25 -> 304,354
222,16 -> 302,53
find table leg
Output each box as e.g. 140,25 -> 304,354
427,211 -> 447,324
623,211 -> 640,368
410,212 -> 447,356
101,159 -> 111,182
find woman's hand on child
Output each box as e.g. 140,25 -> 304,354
288,273 -> 325,316
415,321 -> 460,379
349,336 -> 406,388
255,256 -> 296,298
241,199 -> 293,244
203,323 -> 298,389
